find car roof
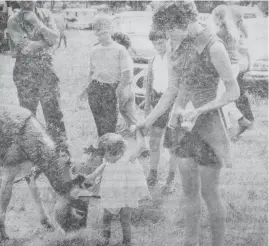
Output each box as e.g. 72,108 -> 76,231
63,8 -> 97,12
236,6 -> 264,18
113,11 -> 152,18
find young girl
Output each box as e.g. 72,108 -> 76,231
84,130 -> 150,246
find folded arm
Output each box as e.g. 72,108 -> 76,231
7,12 -> 58,54
37,9 -> 59,46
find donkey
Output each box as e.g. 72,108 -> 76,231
0,104 -> 88,241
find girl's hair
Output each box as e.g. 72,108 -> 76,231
112,32 -> 131,50
149,28 -> 166,41
153,1 -> 198,31
98,133 -> 127,157
212,5 -> 240,41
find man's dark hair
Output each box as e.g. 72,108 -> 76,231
112,32 -> 131,50
149,29 -> 166,41
153,2 -> 198,31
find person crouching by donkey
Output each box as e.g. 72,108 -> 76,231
144,28 -> 177,192
82,129 -> 150,246
79,15 -> 139,139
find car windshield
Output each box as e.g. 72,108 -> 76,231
113,16 -> 152,34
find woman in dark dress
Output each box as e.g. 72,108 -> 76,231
138,2 -> 240,245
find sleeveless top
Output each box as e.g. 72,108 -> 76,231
169,27 -> 231,166
171,27 -> 223,110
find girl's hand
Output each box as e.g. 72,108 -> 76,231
83,178 -> 94,189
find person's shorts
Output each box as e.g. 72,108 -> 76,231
163,127 -> 219,168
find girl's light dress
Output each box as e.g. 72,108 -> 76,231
99,152 -> 150,214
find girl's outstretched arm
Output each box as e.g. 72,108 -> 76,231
84,163 -> 106,184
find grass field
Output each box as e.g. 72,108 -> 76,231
0,30 -> 268,246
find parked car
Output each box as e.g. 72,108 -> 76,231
243,16 -> 268,98
243,54 -> 268,98
238,5 -> 264,19
112,11 -> 154,108
64,8 -> 97,30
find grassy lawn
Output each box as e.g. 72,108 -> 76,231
0,30 -> 267,246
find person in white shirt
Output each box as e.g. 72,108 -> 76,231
144,29 -> 177,192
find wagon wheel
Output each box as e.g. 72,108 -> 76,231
133,68 -> 147,111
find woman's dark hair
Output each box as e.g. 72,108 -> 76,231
149,28 -> 166,41
112,32 -> 131,50
153,1 -> 198,31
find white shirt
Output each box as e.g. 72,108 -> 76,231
152,52 -> 169,93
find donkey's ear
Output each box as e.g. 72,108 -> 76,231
83,145 -> 96,154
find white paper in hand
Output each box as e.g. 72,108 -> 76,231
181,101 -> 196,132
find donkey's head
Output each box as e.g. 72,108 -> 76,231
53,144 -> 106,232
54,190 -> 89,232
44,153 -> 90,232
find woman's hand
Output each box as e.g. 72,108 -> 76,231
23,11 -> 43,27
181,107 -> 200,123
136,120 -> 152,136
180,107 -> 201,131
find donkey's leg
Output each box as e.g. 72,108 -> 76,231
0,165 -> 20,241
27,175 -> 54,229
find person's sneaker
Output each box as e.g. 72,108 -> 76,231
235,117 -> 253,139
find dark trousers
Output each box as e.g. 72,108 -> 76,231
103,208 -> 132,244
87,80 -> 118,137
13,56 -> 68,153
236,72 -> 254,122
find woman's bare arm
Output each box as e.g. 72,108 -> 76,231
85,163 -> 106,182
197,42 -> 240,115
145,63 -> 179,126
